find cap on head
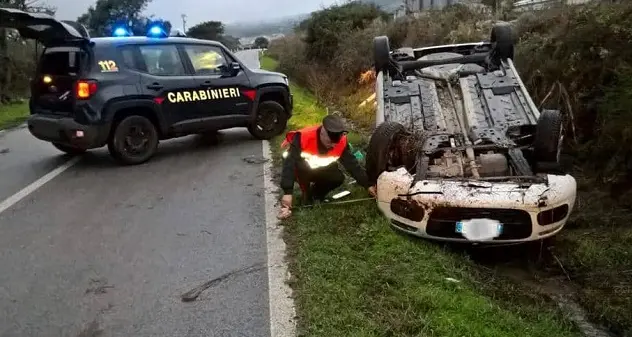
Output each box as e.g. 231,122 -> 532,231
322,114 -> 347,134
322,114 -> 347,144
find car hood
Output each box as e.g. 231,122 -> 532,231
250,68 -> 286,78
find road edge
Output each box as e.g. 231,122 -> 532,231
0,156 -> 81,215
262,139 -> 297,337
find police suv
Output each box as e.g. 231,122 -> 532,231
0,8 -> 293,165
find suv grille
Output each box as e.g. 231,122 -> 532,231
426,207 -> 532,240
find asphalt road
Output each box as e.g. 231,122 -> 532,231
0,50 -> 273,337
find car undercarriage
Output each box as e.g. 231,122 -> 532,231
366,23 -> 577,243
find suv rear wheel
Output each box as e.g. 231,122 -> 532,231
534,109 -> 563,163
108,115 -> 159,165
366,121 -> 407,185
248,100 -> 288,140
52,143 -> 86,155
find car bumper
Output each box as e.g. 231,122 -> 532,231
376,168 -> 577,244
27,114 -> 107,149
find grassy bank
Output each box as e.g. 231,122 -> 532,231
265,2 -> 632,334
0,102 -> 28,130
262,55 -> 580,337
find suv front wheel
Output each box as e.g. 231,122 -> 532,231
248,100 -> 288,140
108,115 -> 159,165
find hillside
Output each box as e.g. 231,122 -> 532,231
224,13 -> 309,38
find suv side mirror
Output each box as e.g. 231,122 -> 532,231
230,62 -> 241,74
219,62 -> 241,77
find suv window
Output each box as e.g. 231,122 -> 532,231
184,45 -> 228,75
138,44 -> 186,76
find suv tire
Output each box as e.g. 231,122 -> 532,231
373,36 -> 391,73
108,115 -> 159,165
248,100 -> 287,140
52,142 -> 86,155
490,23 -> 514,63
366,121 -> 406,185
534,109 -> 563,163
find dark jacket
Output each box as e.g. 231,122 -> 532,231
280,127 -> 369,194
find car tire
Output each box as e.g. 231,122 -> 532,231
52,142 -> 86,155
248,100 -> 288,140
490,23 -> 514,62
533,109 -> 563,163
366,121 -> 406,186
373,35 -> 391,73
107,115 -> 159,165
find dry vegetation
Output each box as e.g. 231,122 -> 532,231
267,1 -> 632,335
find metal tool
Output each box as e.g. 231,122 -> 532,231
297,197 -> 375,208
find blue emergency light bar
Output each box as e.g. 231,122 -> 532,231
113,26 -> 131,37
111,23 -> 169,38
147,24 -> 168,38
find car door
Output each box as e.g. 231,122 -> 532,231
181,44 -> 253,119
132,43 -> 198,128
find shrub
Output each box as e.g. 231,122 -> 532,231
302,2 -> 390,62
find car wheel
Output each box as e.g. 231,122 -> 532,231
373,35 -> 391,73
490,23 -> 514,63
107,115 -> 159,165
52,142 -> 86,155
534,109 -> 563,163
366,121 -> 406,185
248,100 -> 288,140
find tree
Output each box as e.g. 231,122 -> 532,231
186,21 -> 225,41
254,36 -> 269,49
220,35 -> 240,50
76,0 -> 171,37
186,21 -> 240,49
0,0 -> 55,103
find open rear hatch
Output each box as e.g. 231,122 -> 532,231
0,8 -> 89,46
0,8 -> 91,115
34,46 -> 90,114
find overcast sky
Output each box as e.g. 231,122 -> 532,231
47,0 -> 344,28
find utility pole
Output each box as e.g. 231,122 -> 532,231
181,14 -> 187,32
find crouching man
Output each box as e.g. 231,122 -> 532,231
277,115 -> 376,219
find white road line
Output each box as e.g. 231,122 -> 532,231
262,140 -> 297,337
0,156 -> 81,215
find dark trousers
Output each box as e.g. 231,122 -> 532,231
296,162 -> 345,202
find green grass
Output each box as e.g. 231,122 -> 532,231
0,102 -> 29,130
550,180 -> 632,335
262,55 -> 581,337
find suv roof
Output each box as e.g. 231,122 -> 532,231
89,36 -> 225,47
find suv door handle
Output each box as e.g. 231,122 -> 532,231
146,83 -> 163,90
200,80 -> 212,87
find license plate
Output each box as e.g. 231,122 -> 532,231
456,220 -> 503,235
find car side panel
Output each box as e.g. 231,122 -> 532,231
73,45 -> 141,126
248,84 -> 293,123
102,99 -> 168,133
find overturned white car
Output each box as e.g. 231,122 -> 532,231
366,23 -> 576,243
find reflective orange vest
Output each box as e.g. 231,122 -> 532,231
281,125 -> 348,169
